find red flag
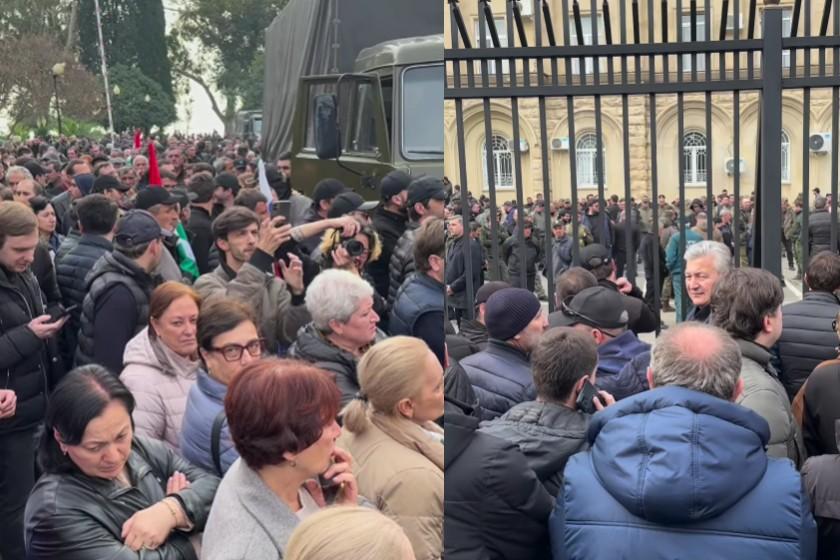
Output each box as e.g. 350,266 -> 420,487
133,130 -> 142,150
147,140 -> 161,187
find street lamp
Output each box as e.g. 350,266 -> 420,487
51,62 -> 65,136
144,94 -> 151,103
113,84 -> 120,96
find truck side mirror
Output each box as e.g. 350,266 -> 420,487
314,94 -> 341,160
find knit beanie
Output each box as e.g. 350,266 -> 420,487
485,288 -> 541,341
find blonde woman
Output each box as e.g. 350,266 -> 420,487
286,506 -> 415,560
338,336 -> 444,560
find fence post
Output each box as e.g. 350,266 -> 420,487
759,0 -> 783,279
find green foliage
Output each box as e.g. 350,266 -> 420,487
78,0 -> 172,95
170,0 -> 287,125
108,64 -> 176,134
0,0 -> 73,41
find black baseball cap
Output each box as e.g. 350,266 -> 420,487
475,281 -> 510,306
312,178 -> 348,205
407,177 -> 447,206
551,286 -> 629,329
380,170 -> 412,199
92,174 -> 130,193
215,173 -> 240,192
135,187 -> 179,210
579,244 -> 612,270
114,210 -> 167,248
171,187 -> 198,208
327,191 -> 378,218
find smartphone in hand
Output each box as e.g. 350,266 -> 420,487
48,304 -> 78,323
270,201 -> 292,223
575,379 -> 604,414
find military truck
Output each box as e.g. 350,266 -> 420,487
261,0 -> 442,199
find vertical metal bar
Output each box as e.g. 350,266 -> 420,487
819,0 -> 830,75
690,0 -> 698,83
631,0 -> 642,85
479,1 -> 502,282
648,0 -> 656,83
505,0 -> 527,291
802,87 -> 811,292
703,0 -> 710,83
734,0 -> 740,80
603,0 -> 614,85
650,93 -> 661,332
573,0 -> 587,86
591,0 -> 600,86
449,1 -> 476,319
595,98 -> 606,212
536,0 -> 556,310
677,0 -> 684,82
832,87 -> 839,252
705,90 -> 713,240
747,0 -> 756,80
760,5 -> 783,280
661,0 -> 670,80
733,90 -> 741,268
622,95 -> 634,282
512,0 -> 530,89
719,0 -> 728,80
677,91 -> 687,321
543,1 -> 560,85
568,99 -> 581,264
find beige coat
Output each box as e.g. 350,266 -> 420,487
338,413 -> 444,560
121,327 -> 200,450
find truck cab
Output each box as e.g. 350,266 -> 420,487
290,34 -> 443,199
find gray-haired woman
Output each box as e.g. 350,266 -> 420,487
288,269 -> 385,406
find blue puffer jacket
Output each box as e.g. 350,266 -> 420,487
180,369 -> 238,475
461,339 -> 536,421
550,386 -> 817,560
595,331 -> 651,400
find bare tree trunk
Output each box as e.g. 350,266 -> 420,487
65,0 -> 79,55
172,67 -> 228,133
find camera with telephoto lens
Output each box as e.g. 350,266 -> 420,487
343,239 -> 365,257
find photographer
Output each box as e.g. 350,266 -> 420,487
317,219 -> 388,324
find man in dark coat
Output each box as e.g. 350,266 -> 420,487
461,288 -> 547,419
0,202 -> 67,560
581,199 -> 614,257
776,251 -> 840,398
446,214 -> 482,327
444,399 -> 554,560
612,210 -> 641,278
808,195 -> 838,257
501,219 -> 540,293
368,170 -> 410,298
551,323 -> 817,559
185,172 -> 217,275
481,327 -> 609,496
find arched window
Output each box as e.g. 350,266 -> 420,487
781,130 -> 791,182
576,133 -> 605,187
482,134 -> 514,189
683,132 -> 707,184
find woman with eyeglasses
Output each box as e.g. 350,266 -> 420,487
180,297 -> 263,475
120,282 -> 202,451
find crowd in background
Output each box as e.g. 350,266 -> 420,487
0,133 -> 447,560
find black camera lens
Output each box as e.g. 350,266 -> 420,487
343,239 -> 365,257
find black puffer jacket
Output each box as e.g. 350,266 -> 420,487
25,436 -> 219,560
458,318 -> 489,346
55,234 -> 113,327
369,205 -> 407,298
802,360 -> 840,457
808,210 -> 838,256
288,323 -> 386,407
501,230 -> 539,290
776,291 -> 840,398
802,453 -> 840,560
388,221 -> 420,306
480,400 -> 589,497
0,265 -> 62,434
444,409 -> 553,560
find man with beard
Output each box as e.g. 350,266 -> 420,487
369,170 -> 411,298
264,164 -> 311,227
582,199 -> 614,256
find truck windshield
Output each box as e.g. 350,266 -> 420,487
401,64 -> 444,160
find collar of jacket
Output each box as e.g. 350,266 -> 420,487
67,441 -> 155,499
485,338 -> 530,361
197,368 -> 227,402
374,204 -> 407,223
736,338 -> 774,370
368,411 -> 444,470
442,410 -> 479,468
78,233 -> 113,250
803,290 -> 840,305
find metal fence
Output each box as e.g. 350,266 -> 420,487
445,0 -> 840,327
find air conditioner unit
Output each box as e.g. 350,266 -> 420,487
518,139 -> 530,153
726,14 -> 744,31
810,133 -> 832,154
517,0 -> 534,18
725,158 -> 746,175
551,137 -> 570,151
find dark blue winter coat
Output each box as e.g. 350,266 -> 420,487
550,386 -> 817,560
461,339 -> 536,421
594,331 -> 651,400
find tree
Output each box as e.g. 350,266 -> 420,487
169,0 -> 288,133
0,34 -> 103,131
0,0 -> 74,41
78,0 -> 173,95
108,64 -> 176,134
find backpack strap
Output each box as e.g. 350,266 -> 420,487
211,410 -> 226,476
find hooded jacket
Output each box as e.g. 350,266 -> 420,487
288,323 -> 386,407
480,400 -> 589,496
550,386 -> 817,560
461,339 -> 536,420
594,331 -> 652,400
120,327 -> 200,451
445,409 -> 553,560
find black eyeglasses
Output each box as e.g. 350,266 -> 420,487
208,338 -> 265,362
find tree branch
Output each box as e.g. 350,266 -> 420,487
172,67 -> 226,126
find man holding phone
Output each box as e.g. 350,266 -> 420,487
0,202 -> 67,560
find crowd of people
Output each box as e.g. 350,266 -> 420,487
0,134 -> 446,560
443,200 -> 840,558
